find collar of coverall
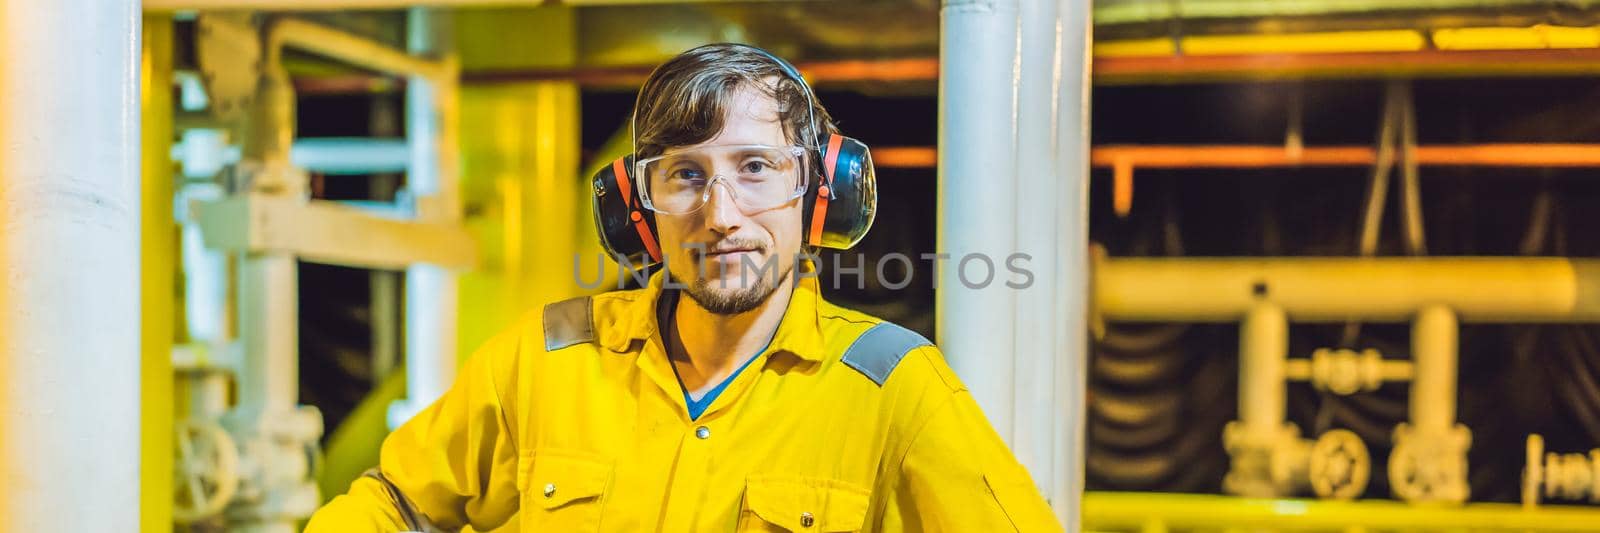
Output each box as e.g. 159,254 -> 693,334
599,258 -> 829,363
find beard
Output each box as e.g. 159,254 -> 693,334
680,255 -> 793,316
683,263 -> 793,315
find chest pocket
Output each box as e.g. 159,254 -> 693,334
738,475 -> 870,532
517,448 -> 612,532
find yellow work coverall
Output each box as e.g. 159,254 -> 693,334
308,268 -> 1062,532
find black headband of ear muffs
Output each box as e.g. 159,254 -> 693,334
590,43 -> 876,264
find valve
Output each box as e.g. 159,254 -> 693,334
1523,433 -> 1600,507
1309,429 -> 1370,500
1224,422 -> 1371,500
1389,422 -> 1472,503
172,419 -> 240,524
223,405 -> 324,526
1223,422 -> 1308,497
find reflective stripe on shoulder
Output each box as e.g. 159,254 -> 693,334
840,322 -> 933,387
543,295 -> 594,352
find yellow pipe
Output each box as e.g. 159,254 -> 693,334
1184,30 -> 1426,56
1225,302 -> 1304,498
1083,491 -> 1600,531
1434,25 -> 1600,51
1095,257 -> 1600,323
1093,26 -> 1600,59
1412,305 -> 1458,433
1094,38 -> 1172,58
1240,302 -> 1287,437
140,13 -> 175,533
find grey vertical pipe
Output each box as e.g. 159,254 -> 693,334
238,254 -> 300,414
1053,0 -> 1093,527
1014,0 -> 1060,502
0,0 -> 142,528
939,0 -> 1022,446
398,7 -> 459,426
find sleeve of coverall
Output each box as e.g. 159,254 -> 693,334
305,324 -> 524,532
886,387 -> 1064,533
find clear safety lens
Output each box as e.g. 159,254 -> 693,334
637,144 -> 808,214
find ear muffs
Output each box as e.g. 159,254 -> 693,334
804,133 -> 876,250
589,135 -> 878,264
590,155 -> 663,264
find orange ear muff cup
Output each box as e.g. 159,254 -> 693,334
808,134 -> 846,246
611,157 -> 662,262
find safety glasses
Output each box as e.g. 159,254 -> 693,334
635,144 -> 809,215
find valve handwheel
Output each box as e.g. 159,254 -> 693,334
173,419 -> 240,523
1309,429 -> 1370,500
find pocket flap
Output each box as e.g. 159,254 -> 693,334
744,475 -> 870,532
519,449 -> 613,510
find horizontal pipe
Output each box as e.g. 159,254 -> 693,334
1284,358 -> 1413,381
1095,47 -> 1600,85
1095,27 -> 1600,59
1096,257 -> 1600,323
872,147 -> 938,169
291,137 -> 409,175
150,0 -> 805,9
188,140 -> 1600,174
1094,144 -> 1600,168
258,34 -> 1600,92
293,47 -> 1600,94
460,57 -> 940,88
174,137 -> 410,176
1083,491 -> 1600,531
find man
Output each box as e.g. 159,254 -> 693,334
307,43 -> 1060,532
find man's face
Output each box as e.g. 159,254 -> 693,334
655,84 -> 804,315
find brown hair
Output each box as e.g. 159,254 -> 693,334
633,43 -> 837,162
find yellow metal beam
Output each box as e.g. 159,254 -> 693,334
193,194 -> 477,271
1095,257 -> 1600,323
1094,25 -> 1600,59
1083,491 -> 1600,531
140,12 -> 176,533
1435,25 -> 1600,50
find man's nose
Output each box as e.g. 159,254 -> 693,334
703,178 -> 743,235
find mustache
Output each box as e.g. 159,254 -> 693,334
687,238 -> 768,259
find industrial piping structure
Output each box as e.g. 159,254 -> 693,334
1095,256 -> 1600,505
169,10 -> 473,531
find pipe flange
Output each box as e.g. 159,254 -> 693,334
1310,348 -> 1385,395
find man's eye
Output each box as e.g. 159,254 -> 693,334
741,161 -> 772,174
670,168 -> 705,181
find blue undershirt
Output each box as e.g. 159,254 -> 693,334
657,287 -> 774,421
